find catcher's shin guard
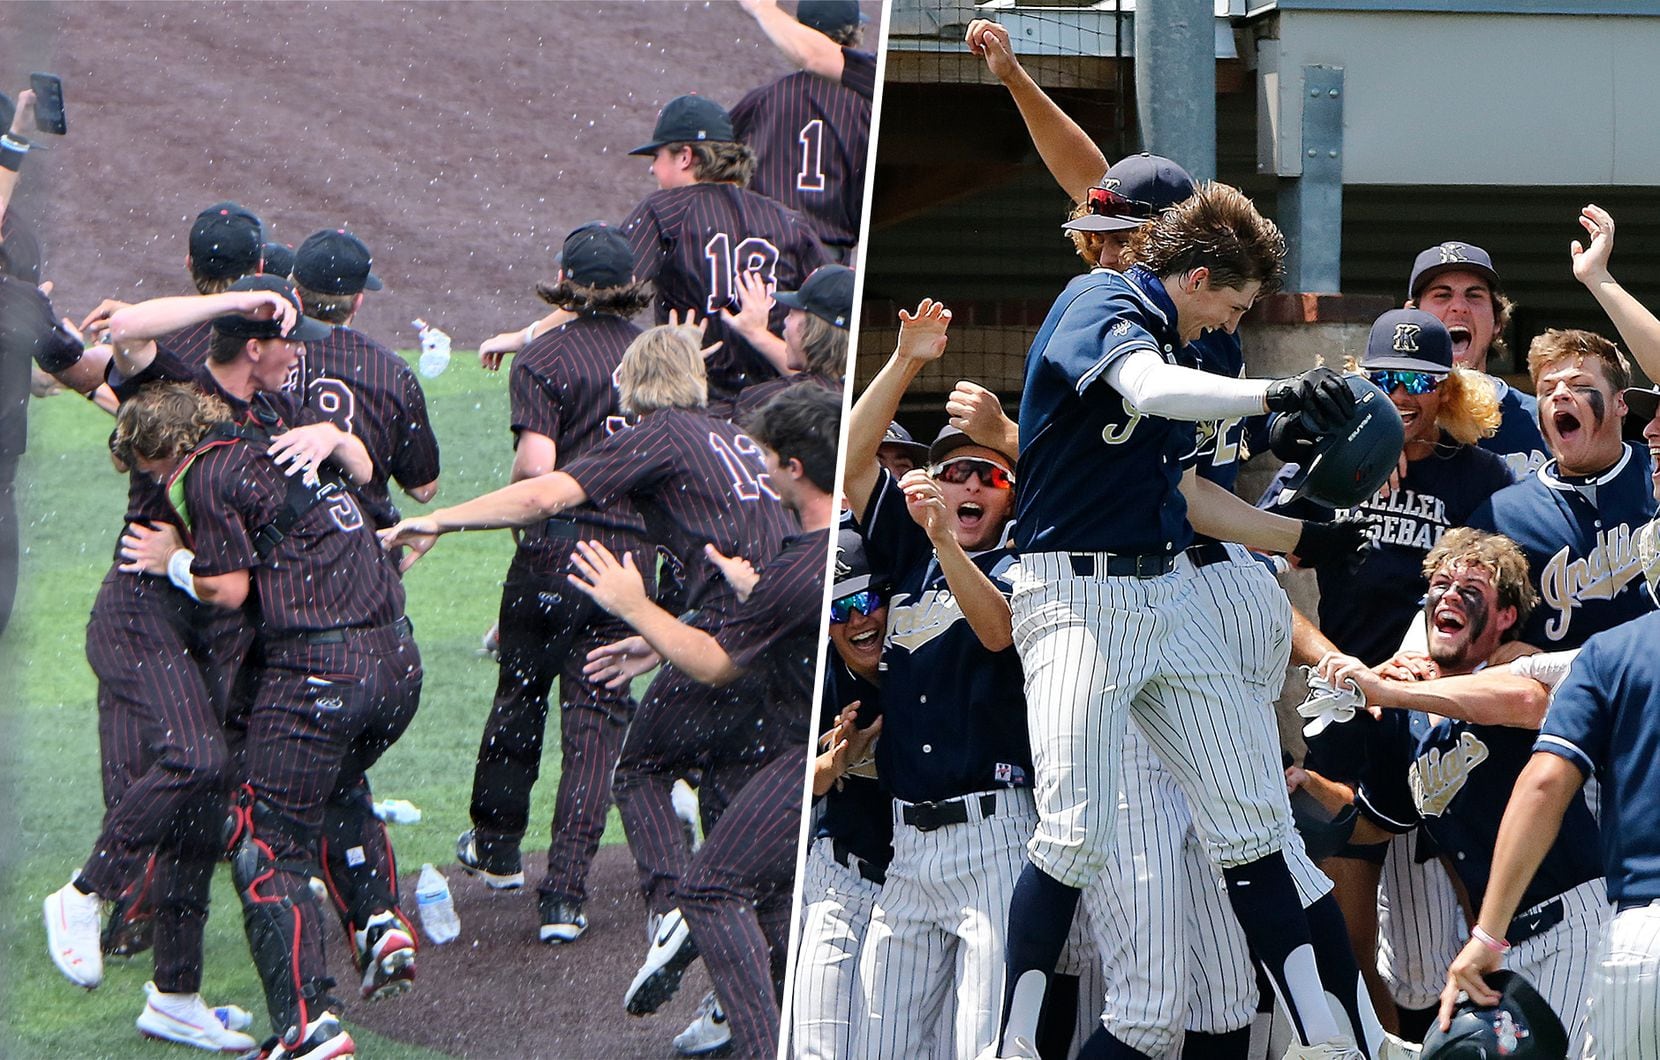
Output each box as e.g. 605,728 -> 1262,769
320,775 -> 401,936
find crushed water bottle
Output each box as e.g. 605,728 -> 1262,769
415,863 -> 460,944
413,319 -> 451,379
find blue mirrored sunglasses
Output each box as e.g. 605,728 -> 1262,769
830,587 -> 887,624
1367,369 -> 1443,396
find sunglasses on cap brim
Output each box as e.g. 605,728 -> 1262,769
830,586 -> 888,624
929,457 -> 1016,489
1367,369 -> 1444,396
1084,185 -> 1155,221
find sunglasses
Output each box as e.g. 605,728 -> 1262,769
1367,369 -> 1443,396
930,457 -> 1016,489
830,587 -> 887,624
1084,185 -> 1156,221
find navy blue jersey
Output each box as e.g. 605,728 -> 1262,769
1481,377 -> 1548,479
715,528 -> 829,747
841,48 -> 876,101
1014,266 -> 1196,556
732,71 -> 870,250
1266,437 -> 1514,664
1538,611 -> 1660,902
817,652 -> 892,872
622,183 -> 827,401
861,468 -> 1030,804
1184,330 -> 1247,494
1356,707 -> 1601,912
1467,443 -> 1656,649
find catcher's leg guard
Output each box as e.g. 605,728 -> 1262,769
320,774 -> 402,937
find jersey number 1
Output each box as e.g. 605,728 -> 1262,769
703,234 -> 781,315
796,118 -> 826,192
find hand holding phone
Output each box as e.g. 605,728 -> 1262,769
29,74 -> 65,135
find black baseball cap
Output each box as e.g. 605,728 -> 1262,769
556,221 -> 635,287
1062,154 -> 1196,234
629,95 -> 736,156
189,201 -> 263,281
1407,241 -> 1502,301
1625,385 -> 1660,422
261,241 -> 295,279
929,424 -> 1015,465
212,274 -> 333,342
1361,308 -> 1454,374
879,421 -> 929,463
774,265 -> 855,329
294,228 -> 383,295
832,526 -> 873,599
797,0 -> 865,34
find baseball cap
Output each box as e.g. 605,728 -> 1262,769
556,221 -> 635,287
774,265 -> 855,329
878,421 -> 929,463
1624,385 -> 1660,437
929,423 -> 1015,465
1062,154 -> 1196,234
832,526 -> 873,599
1360,308 -> 1454,375
796,0 -> 865,34
261,241 -> 295,279
293,228 -> 384,296
1407,241 -> 1502,301
212,274 -> 334,343
629,95 -> 736,156
189,201 -> 263,281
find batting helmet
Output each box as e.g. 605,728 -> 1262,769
1422,970 -> 1568,1059
1268,374 -> 1404,509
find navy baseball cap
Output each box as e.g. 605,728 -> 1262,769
629,95 -> 735,156
879,421 -> 929,463
212,275 -> 334,342
557,222 -> 634,287
1361,308 -> 1454,375
832,527 -> 874,599
294,228 -> 384,295
797,0 -> 865,34
1062,154 -> 1196,234
189,201 -> 263,281
774,265 -> 855,329
1624,385 -> 1660,427
929,424 -> 1015,465
1408,241 -> 1502,301
261,241 -> 295,279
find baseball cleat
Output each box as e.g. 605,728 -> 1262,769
1282,1037 -> 1366,1060
624,907 -> 699,1015
353,911 -> 417,1001
137,981 -> 258,1053
673,990 -> 732,1056
1378,1034 -> 1423,1059
44,876 -> 104,988
538,898 -> 588,944
455,830 -> 524,890
256,1012 -> 354,1059
104,858 -> 158,958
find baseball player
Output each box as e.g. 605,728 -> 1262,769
165,201 -> 268,361
0,87 -> 44,638
730,0 -> 871,258
1403,242 -> 1547,477
731,262 -> 852,418
567,385 -> 841,1060
739,0 -> 879,103
1320,528 -> 1607,1039
1570,203 -> 1660,393
622,93 -> 828,408
453,223 -> 656,947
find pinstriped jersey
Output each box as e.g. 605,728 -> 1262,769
301,324 -> 440,529
509,313 -> 646,538
841,48 -> 876,100
158,320 -> 216,365
732,370 -> 840,421
183,437 -> 404,634
732,71 -> 869,250
715,528 -> 829,746
622,183 -> 827,400
560,407 -> 794,615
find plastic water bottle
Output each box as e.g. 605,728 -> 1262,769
413,319 -> 451,379
415,863 -> 460,944
373,798 -> 422,825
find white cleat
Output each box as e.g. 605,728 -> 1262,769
624,907 -> 699,1015
1378,1033 -> 1423,1059
136,981 -> 258,1053
44,876 -> 104,988
1283,1036 -> 1366,1060
673,990 -> 732,1056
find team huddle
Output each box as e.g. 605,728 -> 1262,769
10,2 -> 871,1058
803,18 -> 1660,1060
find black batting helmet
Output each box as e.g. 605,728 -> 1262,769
1422,970 -> 1568,1059
1268,374 -> 1404,510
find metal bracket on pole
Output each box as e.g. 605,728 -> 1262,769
1280,65 -> 1343,294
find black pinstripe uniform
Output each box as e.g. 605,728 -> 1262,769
561,407 -> 794,916
732,70 -> 869,257
467,313 -> 654,907
678,527 -> 828,1059
622,184 -> 826,407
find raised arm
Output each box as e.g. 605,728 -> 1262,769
1571,204 -> 1660,379
965,20 -> 1106,202
0,90 -> 36,228
739,0 -> 846,80
899,468 -> 1013,651
946,380 -> 1021,460
845,299 -> 950,515
105,290 -> 296,378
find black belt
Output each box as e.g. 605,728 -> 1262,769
830,838 -> 886,886
1616,897 -> 1660,914
899,792 -> 999,832
1186,542 -> 1231,568
1507,897 -> 1564,945
1069,553 -> 1175,579
273,615 -> 414,647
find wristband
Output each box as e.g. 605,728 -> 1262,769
522,324 -> 537,346
0,134 -> 28,172
167,548 -> 202,602
1471,925 -> 1510,954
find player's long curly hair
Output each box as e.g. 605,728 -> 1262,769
1127,182 -> 1285,295
110,382 -> 231,472
1422,527 -> 1538,640
679,141 -> 757,188
1340,358 -> 1502,444
617,325 -> 708,415
536,276 -> 654,316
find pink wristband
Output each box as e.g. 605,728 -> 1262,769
1472,925 -> 1511,954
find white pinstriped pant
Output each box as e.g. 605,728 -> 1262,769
853,789 -> 1035,1060
792,836 -> 883,1060
1376,831 -> 1466,1011
1583,900 -> 1660,1059
1506,878 -> 1608,1048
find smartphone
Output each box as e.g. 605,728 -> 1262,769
0,91 -> 13,134
30,73 -> 66,135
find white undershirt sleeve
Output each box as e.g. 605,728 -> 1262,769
1103,347 -> 1271,421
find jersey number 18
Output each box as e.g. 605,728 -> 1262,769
703,234 -> 781,315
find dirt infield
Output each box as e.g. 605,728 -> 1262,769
332,847 -> 716,1059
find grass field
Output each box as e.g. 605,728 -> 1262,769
0,352 -> 620,1058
